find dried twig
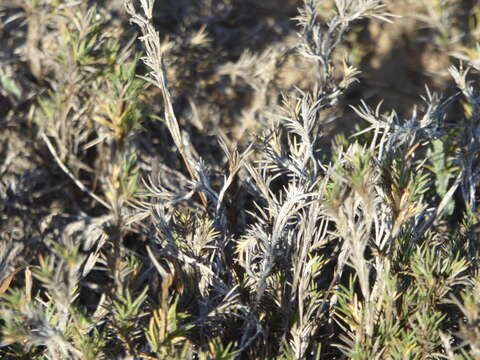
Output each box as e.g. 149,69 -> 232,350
41,132 -> 111,210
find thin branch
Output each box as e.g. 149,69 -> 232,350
41,132 -> 111,210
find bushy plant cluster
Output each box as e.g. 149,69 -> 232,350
1,0 -> 480,358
